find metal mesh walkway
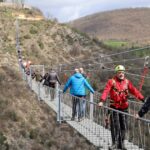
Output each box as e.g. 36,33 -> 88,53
42,95 -> 144,150
23,73 -> 148,150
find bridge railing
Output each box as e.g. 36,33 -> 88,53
93,91 -> 147,118
57,89 -> 150,149
20,65 -> 150,149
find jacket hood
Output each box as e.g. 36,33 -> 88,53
74,73 -> 83,78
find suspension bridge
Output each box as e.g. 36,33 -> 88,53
15,19 -> 150,149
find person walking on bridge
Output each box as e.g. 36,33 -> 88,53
98,65 -> 144,150
79,67 -> 89,118
63,68 -> 94,121
136,96 -> 150,118
41,72 -> 50,98
48,69 -> 61,88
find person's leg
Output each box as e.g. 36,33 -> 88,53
72,97 -> 77,120
119,112 -> 128,150
109,111 -> 121,149
82,96 -> 86,118
77,97 -> 82,121
45,86 -> 49,97
79,97 -> 84,118
49,83 -> 55,100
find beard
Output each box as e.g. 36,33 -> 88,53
117,74 -> 125,80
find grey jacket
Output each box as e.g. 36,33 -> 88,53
48,70 -> 61,85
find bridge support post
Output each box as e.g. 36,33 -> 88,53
29,66 -> 32,89
37,82 -> 41,101
56,82 -> 61,123
90,93 -> 94,121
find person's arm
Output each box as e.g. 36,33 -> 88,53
63,77 -> 72,93
84,79 -> 94,93
56,75 -> 61,85
128,80 -> 144,101
98,79 -> 112,107
138,97 -> 150,117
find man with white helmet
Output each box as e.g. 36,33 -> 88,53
98,65 -> 144,150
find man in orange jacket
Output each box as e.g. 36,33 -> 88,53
98,65 -> 144,150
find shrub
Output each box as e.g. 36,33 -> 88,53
30,26 -> 38,34
0,74 -> 5,83
37,40 -> 44,49
5,111 -> 19,122
23,34 -> 31,39
0,132 -> 9,150
29,129 -> 38,139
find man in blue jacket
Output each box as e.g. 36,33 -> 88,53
63,68 -> 94,121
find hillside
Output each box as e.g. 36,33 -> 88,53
69,8 -> 150,46
0,6 -> 103,149
0,65 -> 96,150
0,6 -> 150,149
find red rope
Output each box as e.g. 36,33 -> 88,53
139,67 -> 149,91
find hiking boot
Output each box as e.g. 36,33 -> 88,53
122,144 -> 127,150
109,144 -> 119,150
71,117 -> 75,121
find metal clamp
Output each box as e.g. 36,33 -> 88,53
144,56 -> 149,67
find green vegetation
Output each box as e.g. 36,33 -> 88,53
0,132 -> 9,150
37,40 -> 44,49
71,27 -> 90,39
30,26 -> 38,34
103,40 -> 128,49
23,34 -> 31,39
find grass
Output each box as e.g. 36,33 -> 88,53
103,40 -> 128,49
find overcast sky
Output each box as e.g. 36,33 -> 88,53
25,0 -> 150,23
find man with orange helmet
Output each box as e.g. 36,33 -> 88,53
98,65 -> 144,150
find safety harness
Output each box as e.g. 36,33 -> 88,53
110,78 -> 129,105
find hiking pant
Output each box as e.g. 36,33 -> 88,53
44,85 -> 49,96
110,109 -> 128,149
81,96 -> 86,118
49,82 -> 56,88
72,96 -> 84,119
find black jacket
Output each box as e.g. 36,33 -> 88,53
42,73 -> 50,86
138,96 -> 150,117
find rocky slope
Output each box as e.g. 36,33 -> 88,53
0,6 -> 104,149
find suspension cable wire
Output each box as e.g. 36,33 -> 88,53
92,102 -> 150,123
58,67 -> 148,74
125,72 -> 150,79
94,57 -> 145,65
59,64 -> 138,74
60,56 -> 147,72
94,63 -> 150,77
60,46 -> 150,67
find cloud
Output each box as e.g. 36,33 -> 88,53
26,0 -> 150,22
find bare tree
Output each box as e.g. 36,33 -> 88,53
20,0 -> 25,8
11,0 -> 25,8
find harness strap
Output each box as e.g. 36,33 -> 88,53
112,78 -> 129,94
110,78 -> 129,105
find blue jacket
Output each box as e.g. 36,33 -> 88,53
63,73 -> 94,96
